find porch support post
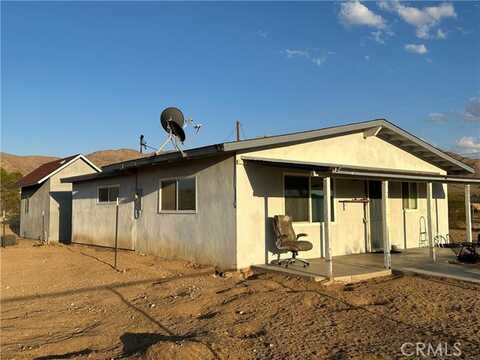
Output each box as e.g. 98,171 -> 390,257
426,182 -> 436,262
323,176 -> 333,280
381,180 -> 391,269
465,184 -> 472,243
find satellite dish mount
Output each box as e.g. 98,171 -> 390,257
156,107 -> 202,157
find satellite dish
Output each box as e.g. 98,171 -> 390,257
151,106 -> 203,157
160,107 -> 186,142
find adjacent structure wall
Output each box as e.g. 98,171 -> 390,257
72,156 -> 237,269
20,181 -> 51,241
235,131 -> 450,268
49,158 -> 99,243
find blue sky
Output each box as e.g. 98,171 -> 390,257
1,1 -> 479,157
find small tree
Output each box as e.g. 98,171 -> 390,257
1,168 -> 22,233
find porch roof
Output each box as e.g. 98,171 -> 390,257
241,156 -> 480,184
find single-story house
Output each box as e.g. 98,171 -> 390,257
18,154 -> 101,242
62,119 -> 479,270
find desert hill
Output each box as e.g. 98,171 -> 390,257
1,149 -> 145,175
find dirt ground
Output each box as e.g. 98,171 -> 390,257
1,240 -> 480,360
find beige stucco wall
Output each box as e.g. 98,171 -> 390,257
72,173 -> 137,249
243,131 -> 447,174
20,180 -> 51,241
235,131 -> 450,269
72,156 -> 237,269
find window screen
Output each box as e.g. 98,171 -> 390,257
402,182 -> 418,210
178,178 -> 196,211
108,187 -> 119,202
160,178 -> 196,211
161,180 -> 177,211
98,187 -> 109,203
98,186 -> 119,203
285,176 -> 309,222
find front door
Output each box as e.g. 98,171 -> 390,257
368,181 -> 383,251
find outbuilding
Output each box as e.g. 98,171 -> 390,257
62,119 -> 479,270
18,154 -> 100,242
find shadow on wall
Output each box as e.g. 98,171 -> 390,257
244,163 -> 293,262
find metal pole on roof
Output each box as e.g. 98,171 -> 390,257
236,121 -> 241,141
114,198 -> 119,269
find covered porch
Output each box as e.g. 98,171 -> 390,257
242,156 -> 480,281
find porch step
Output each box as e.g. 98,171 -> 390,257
252,264 -> 391,284
396,267 -> 480,285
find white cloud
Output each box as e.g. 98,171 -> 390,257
311,56 -> 328,66
371,30 -> 386,44
257,30 -> 268,39
379,1 -> 456,39
436,28 -> 447,39
464,97 -> 480,122
284,49 -> 309,58
457,137 -> 480,152
428,112 -> 448,123
283,49 -> 333,67
428,96 -> 480,125
339,1 -> 386,29
404,44 -> 428,54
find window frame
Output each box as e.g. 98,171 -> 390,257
158,176 -> 197,214
402,182 -> 419,211
96,185 -> 120,205
282,173 -> 336,224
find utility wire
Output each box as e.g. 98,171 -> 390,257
240,123 -> 247,140
221,128 -> 236,143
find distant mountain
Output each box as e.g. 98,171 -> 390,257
1,149 -> 146,175
86,149 -> 146,168
0,153 -> 58,175
446,152 -> 480,179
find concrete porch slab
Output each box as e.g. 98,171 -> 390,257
253,247 -> 480,285
252,254 -> 391,283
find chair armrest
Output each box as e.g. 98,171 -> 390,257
296,233 -> 308,239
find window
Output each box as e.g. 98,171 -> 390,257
160,177 -> 196,212
97,185 -> 119,203
285,176 -> 309,222
311,177 -> 335,222
402,182 -> 418,210
24,198 -> 29,214
284,175 -> 335,222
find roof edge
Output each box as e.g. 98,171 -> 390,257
36,154 -> 101,185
